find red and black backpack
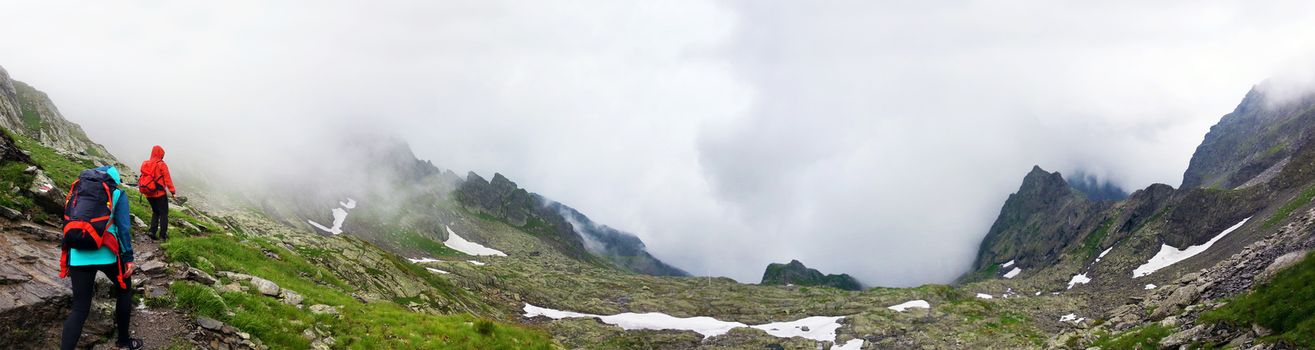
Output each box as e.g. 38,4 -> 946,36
58,168 -> 128,288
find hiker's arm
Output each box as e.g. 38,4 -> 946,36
161,162 -> 176,194
114,193 -> 134,263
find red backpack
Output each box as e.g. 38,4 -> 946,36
138,160 -> 163,195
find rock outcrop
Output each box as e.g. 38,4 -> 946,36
760,260 -> 862,291
0,65 -> 114,163
971,166 -> 1107,271
1181,84 -> 1315,189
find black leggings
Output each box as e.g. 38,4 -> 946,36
61,263 -> 133,350
148,195 -> 169,240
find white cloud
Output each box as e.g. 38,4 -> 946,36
2,0 -> 1314,286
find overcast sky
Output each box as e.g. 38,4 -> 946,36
3,1 -> 1315,286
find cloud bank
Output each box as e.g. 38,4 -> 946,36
2,0 -> 1315,286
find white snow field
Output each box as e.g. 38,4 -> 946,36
1145,284 -> 1157,290
309,198 -> 356,235
975,293 -> 994,299
1132,217 -> 1250,278
1003,267 -> 1022,279
523,304 -> 862,349
887,300 -> 931,312
467,260 -> 487,266
443,225 -> 507,256
1066,273 -> 1091,289
1002,260 -> 1015,268
425,268 -> 450,274
1059,314 -> 1086,323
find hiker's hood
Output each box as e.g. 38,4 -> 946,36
96,166 -> 122,186
150,145 -> 165,161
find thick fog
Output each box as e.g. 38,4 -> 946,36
3,1 -> 1315,286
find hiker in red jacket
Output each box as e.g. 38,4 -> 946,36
138,145 -> 176,240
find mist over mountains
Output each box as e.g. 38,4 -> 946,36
4,1 -> 1315,286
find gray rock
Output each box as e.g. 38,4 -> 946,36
218,271 -> 254,281
1160,324 -> 1208,348
186,268 -> 218,285
138,261 -> 166,274
197,316 -> 224,331
0,205 -> 22,220
1256,250 -> 1308,283
281,290 -> 304,305
249,276 -> 281,296
309,304 -> 339,315
1152,284 -> 1202,319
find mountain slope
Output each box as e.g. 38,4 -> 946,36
1181,84 -> 1315,189
0,65 -> 113,163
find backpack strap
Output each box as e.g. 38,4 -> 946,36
63,179 -> 81,221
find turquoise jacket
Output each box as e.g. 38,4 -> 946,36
68,166 -> 135,266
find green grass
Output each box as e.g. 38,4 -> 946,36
1083,218 -> 1113,261
163,234 -> 554,349
1200,251 -> 1315,348
1263,185 -> 1315,229
1090,323 -> 1173,350
0,161 -> 37,211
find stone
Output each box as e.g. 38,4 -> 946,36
1252,323 -> 1272,337
131,214 -> 147,228
218,271 -> 254,281
219,283 -> 244,293
309,304 -> 339,316
1152,284 -> 1202,319
281,290 -> 304,305
1256,250 -> 1308,283
0,205 -> 22,220
197,316 -> 224,331
1160,324 -> 1208,348
249,276 -> 280,296
186,268 -> 219,285
138,261 -> 166,273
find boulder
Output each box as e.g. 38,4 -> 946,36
138,261 -> 166,274
1152,284 -> 1202,319
1160,324 -> 1209,349
185,268 -> 219,285
197,316 -> 224,331
309,304 -> 339,316
1256,250 -> 1308,283
249,277 -> 281,296
281,290 -> 304,305
0,205 -> 22,220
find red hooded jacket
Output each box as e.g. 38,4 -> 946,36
138,145 -> 176,198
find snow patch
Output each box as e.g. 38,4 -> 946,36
425,268 -> 450,274
1133,217 -> 1251,278
1059,314 -> 1086,323
1145,284 -> 1157,290
468,260 -> 487,266
408,258 -> 442,264
975,293 -> 994,299
1066,273 -> 1091,289
887,300 -> 931,312
443,225 -> 507,256
523,304 -> 856,348
1003,267 -> 1022,279
1002,260 -> 1015,268
1095,246 -> 1114,262
832,339 -> 864,350
309,198 -> 356,235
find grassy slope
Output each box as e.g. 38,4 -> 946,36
1201,251 -> 1315,348
12,129 -> 555,349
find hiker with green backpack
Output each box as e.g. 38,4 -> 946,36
59,166 -> 142,349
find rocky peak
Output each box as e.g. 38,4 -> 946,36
1181,83 -> 1315,189
970,165 -> 1105,271
760,259 -> 862,291
0,68 -> 114,164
